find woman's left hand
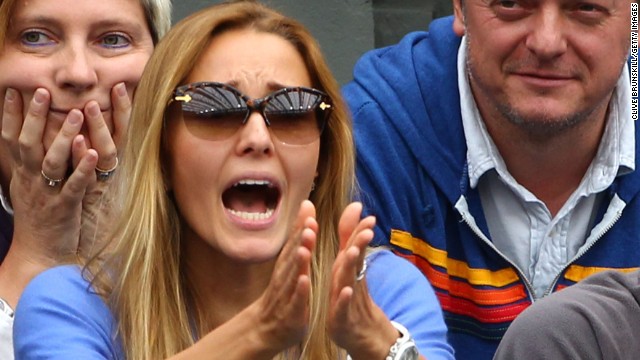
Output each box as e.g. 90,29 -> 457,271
75,83 -> 130,257
327,202 -> 400,359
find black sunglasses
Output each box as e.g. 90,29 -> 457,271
171,82 -> 332,145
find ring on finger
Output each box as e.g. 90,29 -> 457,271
356,258 -> 368,282
95,156 -> 118,181
41,170 -> 64,187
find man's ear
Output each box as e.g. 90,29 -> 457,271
452,0 -> 466,36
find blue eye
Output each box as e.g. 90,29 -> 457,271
21,30 -> 53,46
100,33 -> 130,49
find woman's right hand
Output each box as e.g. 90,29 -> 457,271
2,88 -> 98,264
248,199 -> 318,354
171,200 -> 318,360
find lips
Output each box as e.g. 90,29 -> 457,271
222,178 -> 280,221
50,106 -> 110,114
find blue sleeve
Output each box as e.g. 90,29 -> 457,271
366,250 -> 454,360
13,265 -> 122,360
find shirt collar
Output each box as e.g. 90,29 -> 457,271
458,37 -> 635,190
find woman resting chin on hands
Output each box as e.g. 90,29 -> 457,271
12,2 -> 453,360
0,0 -> 172,351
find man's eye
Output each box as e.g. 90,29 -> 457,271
497,0 -> 520,9
101,34 -> 130,48
21,31 -> 53,46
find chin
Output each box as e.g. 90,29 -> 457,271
226,236 -> 285,264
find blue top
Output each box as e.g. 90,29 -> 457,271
14,250 -> 453,359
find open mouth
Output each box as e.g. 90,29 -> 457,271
222,179 -> 280,221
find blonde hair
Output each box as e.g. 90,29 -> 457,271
95,1 -> 355,359
0,0 -> 171,47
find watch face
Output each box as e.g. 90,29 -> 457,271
398,343 -> 419,360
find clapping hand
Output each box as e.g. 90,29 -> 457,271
328,202 -> 400,359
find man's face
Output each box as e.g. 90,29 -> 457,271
453,0 -> 631,135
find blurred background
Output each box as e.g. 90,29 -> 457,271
172,0 -> 454,85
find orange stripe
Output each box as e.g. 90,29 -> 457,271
397,253 -> 527,306
564,264 -> 639,283
390,229 -> 520,287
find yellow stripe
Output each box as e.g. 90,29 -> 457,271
390,229 -> 519,287
564,264 -> 639,282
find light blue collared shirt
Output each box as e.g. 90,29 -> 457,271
458,38 -> 634,298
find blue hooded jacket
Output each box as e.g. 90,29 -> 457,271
343,16 -> 640,360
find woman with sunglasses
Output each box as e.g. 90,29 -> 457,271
13,2 -> 453,359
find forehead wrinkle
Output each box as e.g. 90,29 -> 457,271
226,68 -> 288,95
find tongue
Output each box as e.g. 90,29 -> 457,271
224,187 -> 268,213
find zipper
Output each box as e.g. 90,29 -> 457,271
455,197 -> 538,302
541,201 -> 625,297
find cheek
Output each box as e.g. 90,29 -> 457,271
167,124 -> 226,195
106,53 -> 153,89
284,144 -> 320,195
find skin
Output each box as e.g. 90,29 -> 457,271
167,29 -> 320,269
452,0 -> 632,215
0,0 -> 154,307
165,29 -> 407,359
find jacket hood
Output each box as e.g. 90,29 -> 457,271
346,16 -> 467,201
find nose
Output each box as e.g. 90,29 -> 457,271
524,8 -> 568,61
54,42 -> 98,92
235,111 -> 275,156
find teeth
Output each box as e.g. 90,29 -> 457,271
234,179 -> 272,187
229,208 -> 275,220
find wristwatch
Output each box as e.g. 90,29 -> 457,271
346,321 -> 419,360
387,321 -> 419,360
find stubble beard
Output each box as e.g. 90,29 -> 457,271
463,35 -> 627,141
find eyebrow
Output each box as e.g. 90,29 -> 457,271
12,15 -> 147,34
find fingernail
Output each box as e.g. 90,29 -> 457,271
5,88 -> 16,102
87,101 -> 100,117
67,109 -> 82,125
33,89 -> 47,105
115,82 -> 126,97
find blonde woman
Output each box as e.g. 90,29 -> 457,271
0,0 -> 170,358
14,2 -> 453,359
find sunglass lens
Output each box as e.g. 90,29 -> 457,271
181,85 -> 248,140
264,89 -> 324,145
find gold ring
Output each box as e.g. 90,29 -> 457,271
41,170 -> 64,187
95,157 -> 118,181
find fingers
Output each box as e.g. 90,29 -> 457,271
41,110 -> 84,182
110,82 -> 130,148
84,101 -> 118,173
1,88 -> 24,162
18,88 -> 49,171
252,201 -> 318,349
83,82 -> 129,174
338,202 -> 363,248
332,228 -> 374,294
59,149 -> 98,202
71,134 -> 90,170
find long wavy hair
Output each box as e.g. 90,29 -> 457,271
92,1 -> 355,359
